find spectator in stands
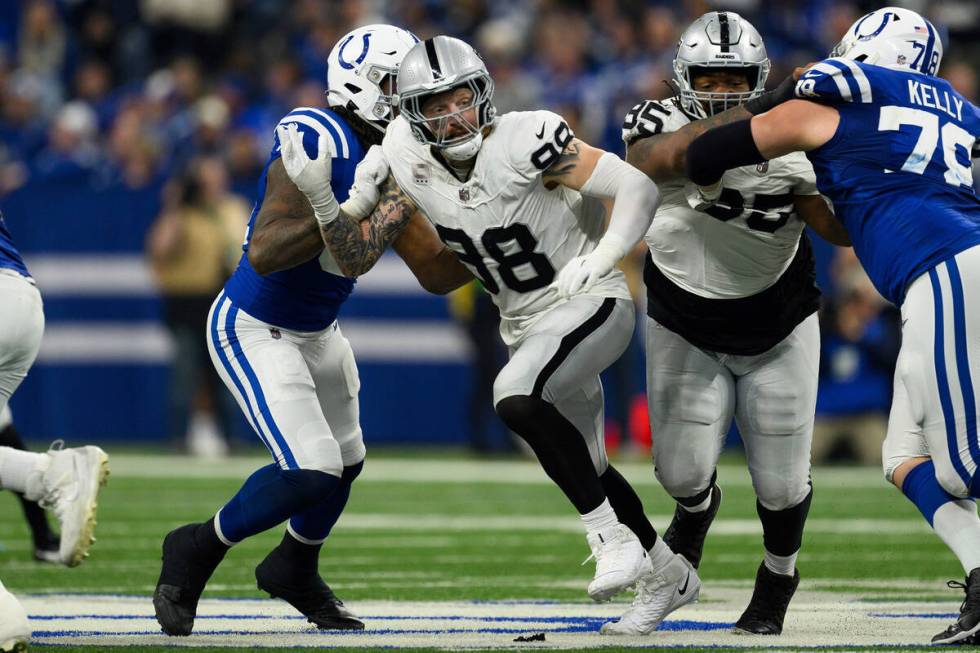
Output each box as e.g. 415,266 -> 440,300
812,250 -> 901,465
146,155 -> 248,457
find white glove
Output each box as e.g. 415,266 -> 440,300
276,123 -> 339,226
685,180 -> 723,212
553,233 -> 628,299
339,145 -> 390,220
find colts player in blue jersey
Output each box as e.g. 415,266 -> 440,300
684,7 -> 980,644
152,25 -> 472,636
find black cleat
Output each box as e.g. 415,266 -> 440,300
932,568 -> 980,645
662,485 -> 722,569
733,562 -> 800,635
153,523 -> 227,636
256,546 -> 364,630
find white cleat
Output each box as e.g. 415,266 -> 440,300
585,524 -> 653,602
0,584 -> 29,652
39,443 -> 110,567
600,552 -> 701,635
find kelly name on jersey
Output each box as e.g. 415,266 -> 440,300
793,58 -> 980,304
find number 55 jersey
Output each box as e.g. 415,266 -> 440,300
382,111 -> 631,346
626,98 -> 822,356
795,58 -> 980,305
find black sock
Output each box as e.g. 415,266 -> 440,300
757,485 -> 813,556
600,465 -> 658,550
0,424 -> 57,547
496,395 -> 605,513
277,530 -> 322,575
194,517 -> 230,559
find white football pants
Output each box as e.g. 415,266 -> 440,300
493,295 -> 635,475
646,312 -> 819,511
0,271 -> 43,415
883,245 -> 980,498
207,291 -> 363,476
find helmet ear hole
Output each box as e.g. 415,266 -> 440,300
344,83 -> 362,94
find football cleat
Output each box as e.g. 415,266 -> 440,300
255,547 -> 364,630
932,568 -> 980,645
38,444 -> 109,567
32,540 -> 60,565
0,583 -> 29,652
662,485 -> 722,569
733,562 -> 800,635
600,552 -> 701,635
585,524 -> 653,602
153,523 -> 227,636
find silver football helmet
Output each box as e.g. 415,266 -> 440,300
325,24 -> 419,133
673,12 -> 771,118
397,36 -> 496,161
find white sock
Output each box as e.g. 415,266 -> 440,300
679,494 -> 712,513
581,498 -> 619,538
649,536 -> 675,569
933,500 -> 980,575
0,446 -> 48,500
764,549 -> 797,577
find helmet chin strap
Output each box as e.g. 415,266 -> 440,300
441,131 -> 483,162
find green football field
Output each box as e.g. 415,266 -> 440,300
0,450 -> 969,652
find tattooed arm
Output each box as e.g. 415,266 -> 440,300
626,104 -> 756,183
318,174 -> 418,277
247,159 -> 325,275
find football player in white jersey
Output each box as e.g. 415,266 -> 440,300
280,35 -> 702,619
602,12 -> 850,637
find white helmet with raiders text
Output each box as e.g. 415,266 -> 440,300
326,24 -> 419,133
397,36 -> 496,161
830,7 -> 943,76
673,11 -> 771,118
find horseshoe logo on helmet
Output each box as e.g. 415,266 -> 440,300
338,32 -> 373,70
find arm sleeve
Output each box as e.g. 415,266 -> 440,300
795,58 -> 874,104
685,119 -> 766,187
579,151 -> 661,260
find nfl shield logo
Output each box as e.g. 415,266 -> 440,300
756,162 -> 769,174
459,187 -> 471,202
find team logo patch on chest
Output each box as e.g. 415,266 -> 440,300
459,187 -> 471,202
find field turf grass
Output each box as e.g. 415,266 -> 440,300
0,451 -> 967,652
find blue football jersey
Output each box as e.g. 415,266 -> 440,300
795,58 -> 980,304
223,107 -> 364,331
0,211 -> 30,278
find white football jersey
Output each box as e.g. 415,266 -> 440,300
384,111 -> 631,345
627,99 -> 821,299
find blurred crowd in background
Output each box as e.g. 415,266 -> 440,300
0,0 -> 978,461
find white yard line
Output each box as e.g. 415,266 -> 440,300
23,593 -> 957,649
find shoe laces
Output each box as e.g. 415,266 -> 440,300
948,574 -> 980,614
581,528 -> 623,566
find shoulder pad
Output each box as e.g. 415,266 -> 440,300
795,59 -> 873,104
622,99 -> 687,146
275,107 -> 353,160
500,110 -> 575,177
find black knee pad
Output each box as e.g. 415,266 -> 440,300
281,468 -> 341,504
757,484 -> 813,556
342,460 -> 364,485
495,395 -> 541,433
